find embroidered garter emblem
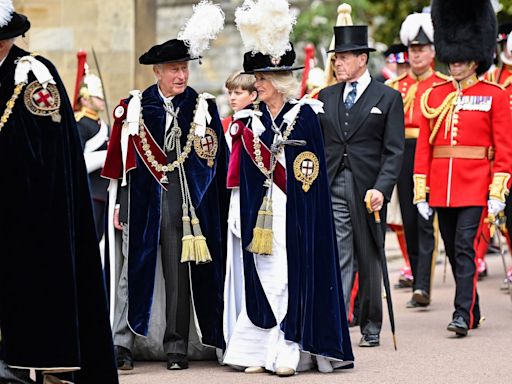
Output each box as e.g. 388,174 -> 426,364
293,151 -> 319,192
23,81 -> 62,122
193,127 -> 218,167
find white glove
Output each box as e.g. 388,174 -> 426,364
488,199 -> 506,216
417,201 -> 433,221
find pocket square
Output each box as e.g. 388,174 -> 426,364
370,107 -> 382,114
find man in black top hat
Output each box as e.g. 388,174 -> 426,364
318,25 -> 404,347
0,1 -> 118,383
103,5 -> 227,370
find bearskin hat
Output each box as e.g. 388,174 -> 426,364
431,0 -> 497,75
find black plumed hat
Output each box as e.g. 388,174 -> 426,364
242,43 -> 303,74
0,12 -> 30,40
139,39 -> 199,65
431,0 -> 497,76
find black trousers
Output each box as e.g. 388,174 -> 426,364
505,193 -> 512,246
397,139 -> 435,293
160,167 -> 190,356
92,199 -> 106,240
437,207 -> 482,328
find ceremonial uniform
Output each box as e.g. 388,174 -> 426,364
0,6 -> 117,382
102,28 -> 228,369
223,100 -> 354,372
414,75 -> 512,330
387,68 -> 448,299
76,107 -> 109,238
103,84 -> 227,362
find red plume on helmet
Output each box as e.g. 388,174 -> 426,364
73,50 -> 87,111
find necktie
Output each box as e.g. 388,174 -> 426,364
163,102 -> 180,152
344,81 -> 358,110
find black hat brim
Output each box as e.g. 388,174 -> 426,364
241,65 -> 304,75
327,46 -> 376,54
0,12 -> 30,40
139,56 -> 199,65
138,39 -> 200,65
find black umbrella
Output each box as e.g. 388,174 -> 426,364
366,194 -> 397,350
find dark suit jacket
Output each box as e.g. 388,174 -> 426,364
319,78 -> 404,202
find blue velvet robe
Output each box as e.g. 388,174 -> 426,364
0,45 -> 118,383
124,85 -> 227,349
237,102 -> 354,361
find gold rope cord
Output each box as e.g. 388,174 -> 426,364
420,88 -> 458,144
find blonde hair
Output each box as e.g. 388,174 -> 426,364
264,71 -> 300,101
225,71 -> 257,93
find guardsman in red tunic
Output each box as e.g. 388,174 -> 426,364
476,29 -> 512,285
386,12 -> 449,306
414,0 -> 512,337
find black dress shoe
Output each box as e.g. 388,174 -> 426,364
412,289 -> 430,305
167,353 -> 189,370
406,299 -> 429,309
359,334 -> 380,347
447,316 -> 468,336
114,345 -> 134,370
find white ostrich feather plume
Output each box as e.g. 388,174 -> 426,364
507,33 -> 512,54
235,0 -> 296,59
0,0 -> 15,28
400,13 -> 433,46
178,1 -> 225,58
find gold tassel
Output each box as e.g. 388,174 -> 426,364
248,196 -> 273,255
190,207 -> 212,264
181,205 -> 196,263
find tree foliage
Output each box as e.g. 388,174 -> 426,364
294,0 -> 512,50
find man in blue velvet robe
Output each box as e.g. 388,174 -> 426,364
102,38 -> 227,371
0,4 -> 118,384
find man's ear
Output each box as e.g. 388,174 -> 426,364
250,91 -> 258,102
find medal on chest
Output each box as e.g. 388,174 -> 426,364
23,81 -> 62,122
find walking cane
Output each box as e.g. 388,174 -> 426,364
365,192 -> 397,350
491,212 -> 512,303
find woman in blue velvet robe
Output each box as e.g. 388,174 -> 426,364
223,48 -> 354,376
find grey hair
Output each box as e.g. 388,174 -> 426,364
265,71 -> 300,101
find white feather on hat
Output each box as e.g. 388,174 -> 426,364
400,13 -> 434,46
235,0 -> 296,59
0,0 -> 15,28
178,0 -> 225,58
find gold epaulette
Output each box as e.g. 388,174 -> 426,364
435,71 -> 451,81
74,111 -> 84,123
483,80 -> 506,90
430,79 -> 452,89
385,72 -> 407,89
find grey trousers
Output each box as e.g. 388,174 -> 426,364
331,168 -> 383,336
112,186 -> 191,355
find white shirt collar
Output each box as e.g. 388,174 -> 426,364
0,56 -> 7,69
343,69 -> 371,103
157,83 -> 174,105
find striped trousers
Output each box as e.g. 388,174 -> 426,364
331,169 -> 383,336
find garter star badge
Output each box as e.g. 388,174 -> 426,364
24,81 -> 62,122
194,127 -> 218,167
293,151 -> 319,192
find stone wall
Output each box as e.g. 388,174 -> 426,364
14,0 -> 136,117
13,0 -> 309,117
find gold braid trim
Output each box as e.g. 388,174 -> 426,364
489,172 -> 511,202
0,82 -> 26,133
502,76 -> 512,89
403,82 -> 418,121
420,88 -> 458,144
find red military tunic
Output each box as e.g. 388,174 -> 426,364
387,68 -> 449,138
484,64 -> 512,87
414,74 -> 512,207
